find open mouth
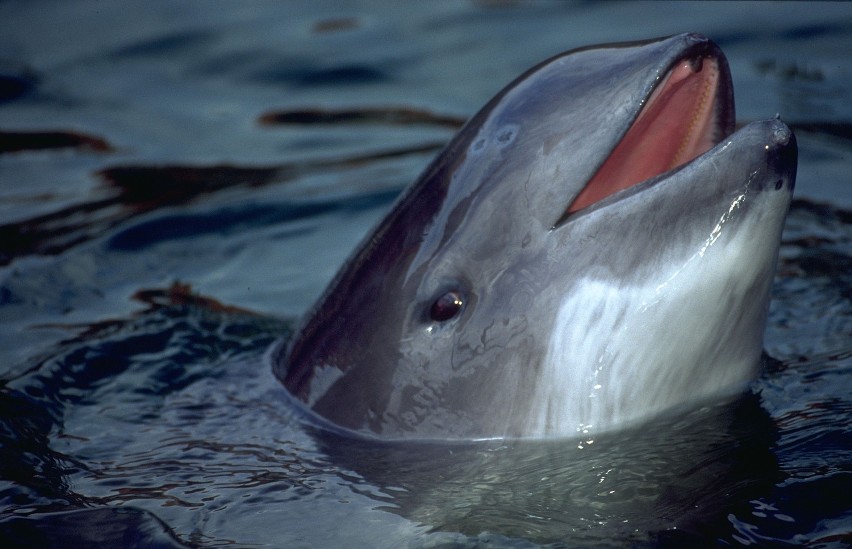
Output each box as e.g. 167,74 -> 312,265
565,51 -> 734,215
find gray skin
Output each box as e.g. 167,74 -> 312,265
273,33 -> 797,440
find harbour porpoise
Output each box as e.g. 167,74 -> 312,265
272,33 -> 797,440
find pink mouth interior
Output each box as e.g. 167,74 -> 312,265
566,56 -> 722,214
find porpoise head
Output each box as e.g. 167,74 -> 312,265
273,33 -> 797,439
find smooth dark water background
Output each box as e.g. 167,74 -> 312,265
0,1 -> 850,547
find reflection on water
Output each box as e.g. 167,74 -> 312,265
311,392 -> 780,545
0,1 -> 850,547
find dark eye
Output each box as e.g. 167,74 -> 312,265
430,291 -> 464,322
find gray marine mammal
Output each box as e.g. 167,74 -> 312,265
273,33 -> 797,440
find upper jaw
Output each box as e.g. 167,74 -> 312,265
557,34 -> 735,223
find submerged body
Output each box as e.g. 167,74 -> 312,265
273,34 -> 797,439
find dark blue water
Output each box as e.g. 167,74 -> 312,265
0,1 -> 850,547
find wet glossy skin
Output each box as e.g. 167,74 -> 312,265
273,34 -> 797,440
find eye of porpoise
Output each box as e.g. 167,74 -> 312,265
272,33 -> 797,440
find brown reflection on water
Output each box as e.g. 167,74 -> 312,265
0,141 -> 444,265
259,106 -> 466,129
0,129 -> 113,154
